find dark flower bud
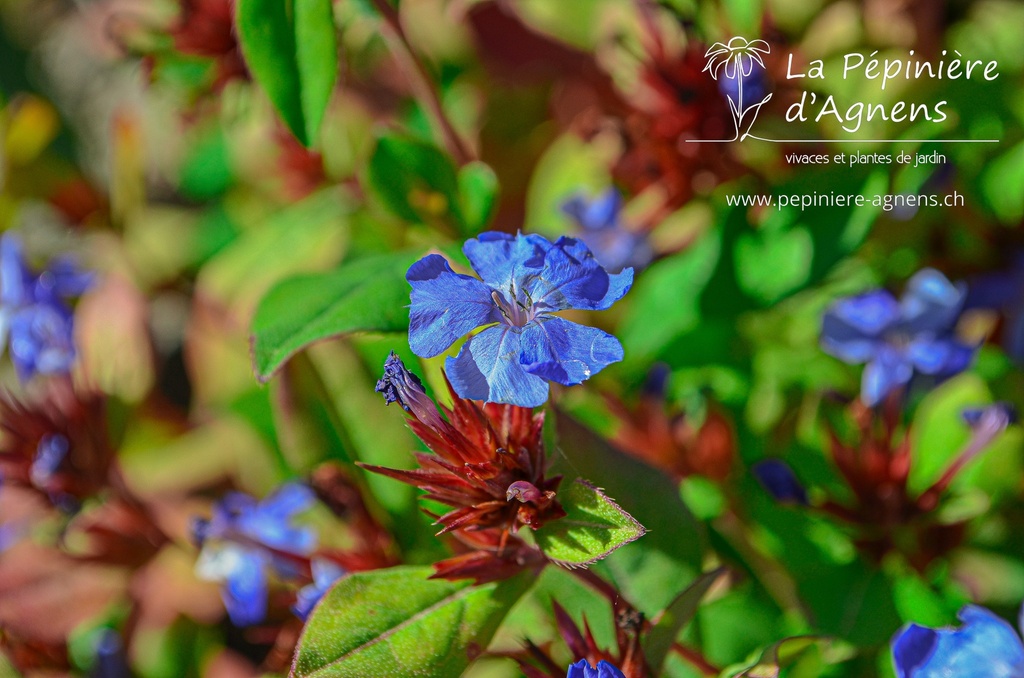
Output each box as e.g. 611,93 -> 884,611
752,459 -> 808,505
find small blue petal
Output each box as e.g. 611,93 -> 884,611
445,325 -> 549,407
900,268 -> 965,334
223,548 -> 269,626
519,316 -> 623,386
596,662 -> 627,678
892,605 -> 1024,678
821,290 -> 900,364
565,659 -> 626,678
908,336 -> 975,375
0,233 -> 30,307
861,346 -> 914,406
529,237 -> 632,311
408,254 -> 498,358
462,232 -> 547,289
293,559 -> 346,620
260,483 -> 316,519
40,256 -> 95,299
892,624 -> 939,678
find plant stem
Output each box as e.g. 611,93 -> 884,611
369,0 -> 474,165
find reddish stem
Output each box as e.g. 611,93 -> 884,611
369,0 -> 474,165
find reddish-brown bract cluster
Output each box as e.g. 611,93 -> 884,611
0,380 -> 112,503
605,389 -> 735,481
170,0 -> 247,88
819,398 -> 1008,569
369,361 -> 565,582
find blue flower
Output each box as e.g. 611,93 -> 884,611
567,659 -> 627,678
0,233 -> 94,382
892,604 -> 1024,678
821,269 -> 976,406
965,253 -> 1024,364
752,459 -> 808,505
407,232 -> 632,407
293,558 -> 346,620
561,190 -> 653,273
193,483 -> 317,626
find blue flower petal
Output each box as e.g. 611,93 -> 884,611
821,290 -> 900,364
892,605 -> 1024,678
566,659 -> 626,678
445,325 -> 549,407
238,485 -> 317,556
260,482 -> 316,519
900,268 -> 965,334
408,254 -> 498,358
462,232 -> 548,289
0,234 -> 30,307
596,662 -> 627,678
528,237 -> 632,311
40,256 -> 95,300
908,336 -> 976,376
584,191 -> 623,231
8,305 -> 76,382
293,559 -> 346,620
892,624 -> 939,678
223,548 -> 269,626
862,346 -> 913,406
561,189 -> 623,232
519,316 -> 623,386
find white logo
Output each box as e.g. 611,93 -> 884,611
701,37 -> 773,141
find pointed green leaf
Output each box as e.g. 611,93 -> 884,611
729,636 -> 851,678
250,251 -> 418,383
534,478 -> 646,567
290,566 -> 531,678
644,567 -> 727,674
236,0 -> 337,146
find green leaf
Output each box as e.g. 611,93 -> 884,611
534,478 -> 646,567
549,411 -> 703,617
290,566 -> 530,678
457,161 -> 499,233
236,0 -> 337,146
366,135 -> 464,228
250,251 -> 419,383
644,568 -> 728,674
729,636 -> 852,678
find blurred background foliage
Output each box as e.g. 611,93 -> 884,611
0,0 -> 1022,676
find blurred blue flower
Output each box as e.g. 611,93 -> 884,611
821,269 -> 976,406
0,233 -> 94,382
567,659 -> 626,678
891,604 -> 1024,678
407,232 -> 632,407
561,190 -> 653,273
90,628 -> 129,678
292,558 -> 345,620
193,483 -> 317,626
717,68 -> 767,109
965,253 -> 1024,364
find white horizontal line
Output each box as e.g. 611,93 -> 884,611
686,138 -> 1000,143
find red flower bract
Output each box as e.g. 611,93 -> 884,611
368,353 -> 566,581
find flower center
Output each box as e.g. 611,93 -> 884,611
491,281 -> 536,328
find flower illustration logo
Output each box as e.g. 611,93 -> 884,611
702,37 -> 773,141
